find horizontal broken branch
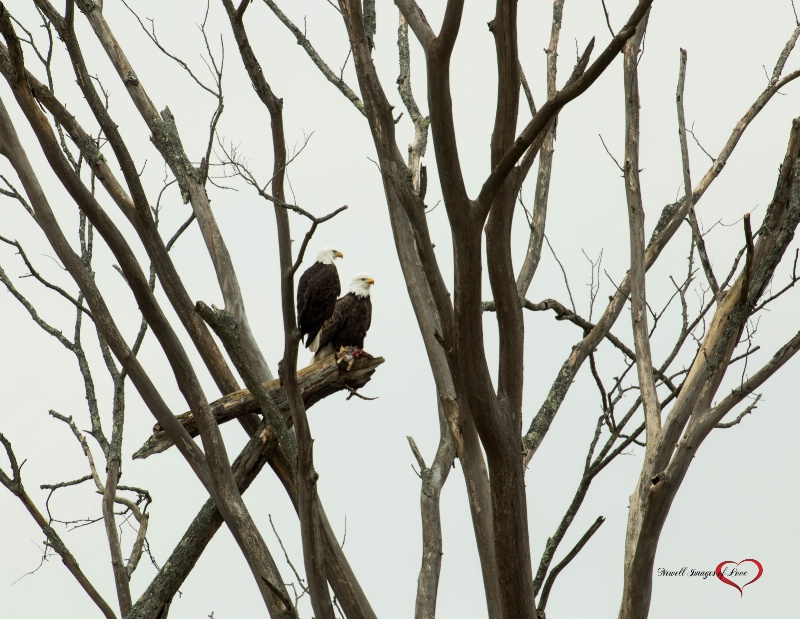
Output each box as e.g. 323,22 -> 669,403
134,354 -> 384,459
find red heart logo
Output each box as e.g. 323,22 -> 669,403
715,559 -> 763,596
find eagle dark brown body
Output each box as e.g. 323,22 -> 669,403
297,249 -> 342,348
312,274 -> 374,361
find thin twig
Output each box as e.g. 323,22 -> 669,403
406,436 -> 427,471
0,234 -> 93,320
687,123 -> 716,163
537,516 -> 606,612
544,235 -> 576,312
119,0 -> 219,96
344,385 -> 378,401
269,515 -> 310,598
262,0 -> 365,115
600,0 -> 615,35
753,248 -> 799,311
677,49 -> 719,300
598,134 -> 623,172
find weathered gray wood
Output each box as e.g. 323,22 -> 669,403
134,353 -> 384,460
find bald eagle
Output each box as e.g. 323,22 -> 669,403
297,248 -> 343,350
311,273 -> 374,361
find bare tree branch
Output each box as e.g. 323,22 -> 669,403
677,49 -> 720,300
619,115 -> 800,619
395,0 -> 435,50
71,0 -> 274,384
220,3 -> 378,616
537,516 -> 605,614
408,405 -> 456,619
621,4 -> 661,488
714,393 -> 761,429
0,15 -> 249,415
127,421 -> 278,619
0,12 -> 290,612
398,11 -> 430,196
708,330 -> 800,423
262,0 -> 365,115
0,432 -> 118,619
516,0 -> 564,296
523,29 -> 800,464
477,0 -> 654,214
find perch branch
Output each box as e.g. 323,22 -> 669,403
134,354 -> 385,459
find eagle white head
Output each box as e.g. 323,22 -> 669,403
316,247 -> 344,265
350,273 -> 375,298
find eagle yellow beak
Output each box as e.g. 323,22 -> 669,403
367,277 -> 375,285
335,251 -> 344,259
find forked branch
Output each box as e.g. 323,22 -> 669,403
0,432 -> 118,619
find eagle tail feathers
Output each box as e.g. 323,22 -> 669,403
308,330 -> 322,353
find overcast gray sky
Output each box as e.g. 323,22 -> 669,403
1,1 -> 798,618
